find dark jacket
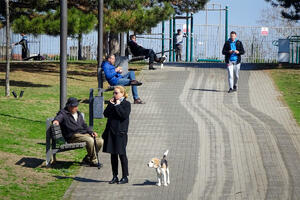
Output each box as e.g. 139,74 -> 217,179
127,40 -> 147,56
15,36 -> 29,59
54,107 -> 93,141
102,99 -> 131,155
222,39 -> 245,64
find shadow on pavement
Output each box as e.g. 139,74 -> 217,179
190,88 -> 224,92
132,180 -> 157,186
54,176 -> 108,183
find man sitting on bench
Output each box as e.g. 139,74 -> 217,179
102,54 -> 145,104
53,97 -> 103,167
128,35 -> 165,70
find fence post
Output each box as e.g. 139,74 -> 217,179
173,16 -> 176,62
190,13 -> 194,62
297,43 -> 299,64
162,21 -> 165,56
291,42 -> 294,63
186,12 -> 189,62
225,6 -> 228,43
169,18 -> 172,62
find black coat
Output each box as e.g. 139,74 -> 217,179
222,40 -> 245,64
127,40 -> 148,56
54,108 -> 93,141
102,99 -> 131,155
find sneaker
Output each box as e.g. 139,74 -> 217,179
130,80 -> 143,86
228,88 -> 233,93
233,85 -> 237,91
134,98 -> 145,104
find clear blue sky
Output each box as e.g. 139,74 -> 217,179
194,0 -> 271,26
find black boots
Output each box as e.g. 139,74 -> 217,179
149,63 -> 156,70
109,176 -> 119,184
108,176 -> 128,184
117,177 -> 128,184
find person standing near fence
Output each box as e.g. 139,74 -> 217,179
174,29 -> 185,62
222,31 -> 245,93
13,33 -> 29,60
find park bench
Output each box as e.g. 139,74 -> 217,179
126,46 -> 165,69
45,115 -> 86,167
100,55 -> 137,92
126,46 -> 147,63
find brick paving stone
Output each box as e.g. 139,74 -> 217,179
64,64 -> 300,200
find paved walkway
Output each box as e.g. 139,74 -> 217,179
64,63 -> 300,200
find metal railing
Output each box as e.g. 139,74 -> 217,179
1,24 -> 300,63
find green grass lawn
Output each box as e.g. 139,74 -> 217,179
0,62 -> 144,200
269,68 -> 300,125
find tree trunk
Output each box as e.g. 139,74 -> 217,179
5,0 -> 10,97
103,32 -> 109,57
78,33 -> 82,60
109,32 -> 120,55
120,32 -> 125,56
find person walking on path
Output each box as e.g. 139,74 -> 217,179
13,33 -> 29,60
53,97 -> 103,167
102,54 -> 145,104
222,31 -> 245,93
128,35 -> 165,70
102,86 -> 131,184
174,29 -> 185,62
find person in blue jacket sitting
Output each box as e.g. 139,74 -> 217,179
102,54 -> 145,104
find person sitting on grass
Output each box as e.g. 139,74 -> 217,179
52,97 -> 103,167
101,54 -> 145,104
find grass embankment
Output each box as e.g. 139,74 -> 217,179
269,67 -> 300,125
0,62 -> 145,200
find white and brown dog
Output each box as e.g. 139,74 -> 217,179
147,150 -> 170,186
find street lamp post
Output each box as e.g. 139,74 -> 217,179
5,0 -> 10,97
60,0 -> 67,109
97,0 -> 104,91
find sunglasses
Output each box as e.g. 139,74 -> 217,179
113,91 -> 120,95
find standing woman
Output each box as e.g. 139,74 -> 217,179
102,86 -> 131,184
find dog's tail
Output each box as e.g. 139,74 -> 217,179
163,150 -> 169,158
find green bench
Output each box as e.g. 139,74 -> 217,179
45,115 -> 86,167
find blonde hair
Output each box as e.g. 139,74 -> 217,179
114,85 -> 128,98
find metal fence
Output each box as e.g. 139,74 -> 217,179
137,22 -> 300,63
0,28 -> 99,61
0,23 -> 299,63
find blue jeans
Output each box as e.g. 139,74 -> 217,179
117,71 -> 139,100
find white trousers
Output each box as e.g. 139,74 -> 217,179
227,61 -> 241,89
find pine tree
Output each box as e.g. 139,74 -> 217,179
0,0 -> 209,55
265,0 -> 300,20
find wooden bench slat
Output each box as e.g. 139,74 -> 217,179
60,142 -> 86,150
46,116 -> 87,167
